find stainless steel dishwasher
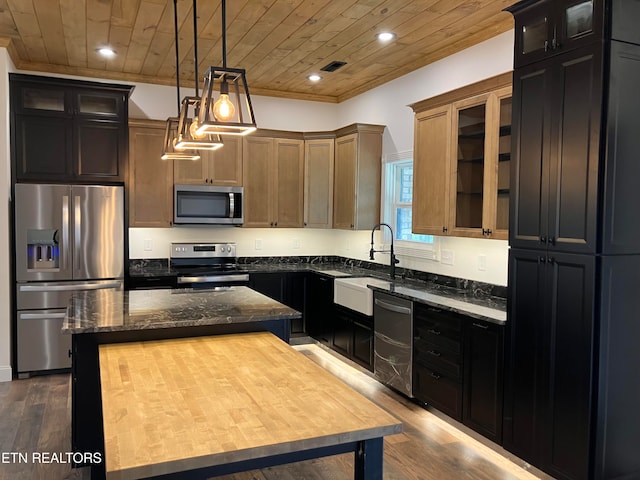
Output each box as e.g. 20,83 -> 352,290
373,291 -> 413,397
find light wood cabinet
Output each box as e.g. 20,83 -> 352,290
173,136 -> 242,185
411,73 -> 512,239
304,137 -> 335,229
333,124 -> 384,230
242,134 -> 304,228
449,85 -> 511,239
128,119 -> 174,227
412,105 -> 452,235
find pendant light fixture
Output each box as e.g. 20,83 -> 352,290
173,0 -> 223,151
161,0 -> 200,160
196,0 -> 257,136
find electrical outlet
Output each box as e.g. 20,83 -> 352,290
478,254 -> 487,271
292,238 -> 300,249
441,249 -> 454,265
254,239 -> 263,250
143,239 -> 153,251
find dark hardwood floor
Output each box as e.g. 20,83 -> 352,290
0,340 -> 553,480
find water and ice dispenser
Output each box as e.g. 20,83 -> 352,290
26,229 -> 59,270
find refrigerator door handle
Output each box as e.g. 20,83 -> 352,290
20,312 -> 67,320
74,195 -> 81,272
19,281 -> 122,292
62,195 -> 70,270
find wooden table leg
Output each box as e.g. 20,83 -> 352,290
354,437 -> 383,480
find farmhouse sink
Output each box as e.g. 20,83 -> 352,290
334,277 -> 392,316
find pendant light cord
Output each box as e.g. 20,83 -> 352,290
221,0 -> 227,69
173,0 -> 181,115
193,0 -> 199,98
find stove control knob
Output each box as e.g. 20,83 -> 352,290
220,246 -> 226,252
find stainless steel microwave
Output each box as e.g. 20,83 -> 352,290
174,185 -> 243,225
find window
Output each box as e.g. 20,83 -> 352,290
384,154 -> 434,244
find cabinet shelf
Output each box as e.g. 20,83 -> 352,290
458,131 -> 486,140
499,125 -> 511,136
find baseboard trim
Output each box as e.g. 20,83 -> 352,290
0,365 -> 13,382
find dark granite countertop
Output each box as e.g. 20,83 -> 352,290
62,286 -> 301,334
128,258 -> 506,324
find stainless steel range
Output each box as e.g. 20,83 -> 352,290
170,242 -> 249,288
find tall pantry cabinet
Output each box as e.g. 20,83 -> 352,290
504,1 -> 640,479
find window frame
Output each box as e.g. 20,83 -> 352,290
382,151 -> 437,256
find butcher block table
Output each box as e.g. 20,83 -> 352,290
98,332 -> 402,480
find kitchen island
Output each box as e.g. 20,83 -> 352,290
62,287 -> 301,471
99,332 -> 402,480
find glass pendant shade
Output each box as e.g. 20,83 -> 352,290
175,96 -> 223,150
197,67 -> 257,136
161,117 -> 201,160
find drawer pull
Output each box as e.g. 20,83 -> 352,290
427,350 -> 441,357
472,322 -> 489,330
427,329 -> 441,336
430,372 -> 441,380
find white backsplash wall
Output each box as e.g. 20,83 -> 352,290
130,228 -> 508,286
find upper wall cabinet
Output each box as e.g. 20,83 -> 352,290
173,136 -> 242,186
242,133 -> 304,228
333,124 -> 384,230
304,136 -> 335,229
128,119 -> 174,228
411,73 -> 512,240
10,74 -> 132,184
508,0 -> 603,68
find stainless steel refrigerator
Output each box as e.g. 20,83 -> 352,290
14,184 -> 124,377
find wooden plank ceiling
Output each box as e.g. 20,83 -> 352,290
0,0 -> 514,103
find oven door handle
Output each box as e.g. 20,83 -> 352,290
178,274 -> 249,284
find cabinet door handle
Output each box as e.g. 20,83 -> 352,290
548,236 -> 556,245
472,322 -> 489,330
427,328 -> 441,336
548,257 -> 555,264
442,226 -> 448,233
427,350 -> 441,357
540,235 -> 547,244
539,256 -> 546,263
430,372 -> 441,380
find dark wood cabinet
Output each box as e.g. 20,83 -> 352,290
331,304 -> 374,371
506,2 -> 640,477
510,45 -> 601,254
305,273 -> 334,346
412,303 -> 464,421
505,249 -> 595,480
463,319 -> 504,444
508,0 -> 604,68
10,74 -> 131,184
249,271 -> 306,336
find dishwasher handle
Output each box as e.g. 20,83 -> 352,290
374,298 -> 411,315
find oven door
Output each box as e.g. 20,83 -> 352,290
176,273 -> 250,289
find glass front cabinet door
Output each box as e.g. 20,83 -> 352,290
510,0 -> 602,68
449,86 -> 511,240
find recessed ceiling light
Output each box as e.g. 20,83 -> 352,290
308,74 -> 322,82
97,47 -> 116,58
376,32 -> 396,42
